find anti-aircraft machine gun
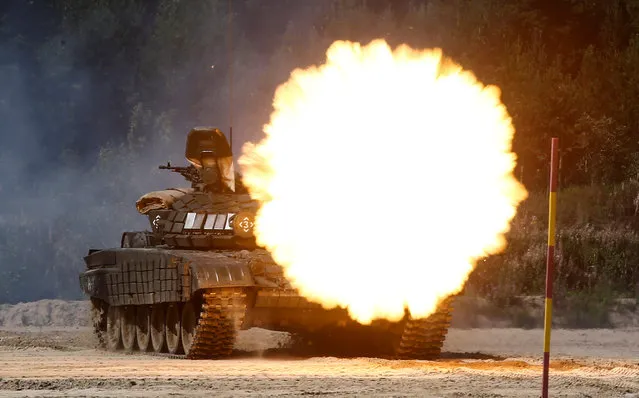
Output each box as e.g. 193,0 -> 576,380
158,163 -> 202,186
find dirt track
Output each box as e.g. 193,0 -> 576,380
0,327 -> 638,397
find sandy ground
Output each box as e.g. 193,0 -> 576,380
0,300 -> 638,397
0,326 -> 638,397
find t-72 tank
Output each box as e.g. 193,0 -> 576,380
79,127 -> 453,359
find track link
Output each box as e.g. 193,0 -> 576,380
187,287 -> 247,359
395,298 -> 453,359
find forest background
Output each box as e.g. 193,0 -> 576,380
2,0 -> 638,326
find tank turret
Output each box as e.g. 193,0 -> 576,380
131,127 -> 257,250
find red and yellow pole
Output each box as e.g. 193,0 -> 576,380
542,137 -> 559,398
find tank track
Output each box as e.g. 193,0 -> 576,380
94,287 -> 247,359
94,290 -> 452,360
289,297 -> 454,359
395,298 -> 453,359
186,287 -> 247,359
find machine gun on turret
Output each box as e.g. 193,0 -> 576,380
157,127 -> 236,193
159,162 -> 203,185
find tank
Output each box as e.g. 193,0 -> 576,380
79,127 -> 453,359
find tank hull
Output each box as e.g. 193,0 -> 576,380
81,247 -> 452,359
80,248 -> 256,306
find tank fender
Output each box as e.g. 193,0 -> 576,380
83,250 -> 116,268
182,252 -> 255,292
79,267 -> 118,301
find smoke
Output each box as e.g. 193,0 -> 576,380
0,2 -> 182,303
0,0 -> 336,303
0,57 -> 182,302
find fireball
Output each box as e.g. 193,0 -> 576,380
239,39 -> 527,324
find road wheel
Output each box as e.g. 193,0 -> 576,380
181,301 -> 198,355
136,306 -> 151,352
121,306 -> 137,352
165,303 -> 183,354
106,306 -> 122,351
150,304 -> 166,353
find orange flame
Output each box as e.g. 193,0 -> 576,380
239,39 -> 527,324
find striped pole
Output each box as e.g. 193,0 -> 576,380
542,138 -> 559,398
